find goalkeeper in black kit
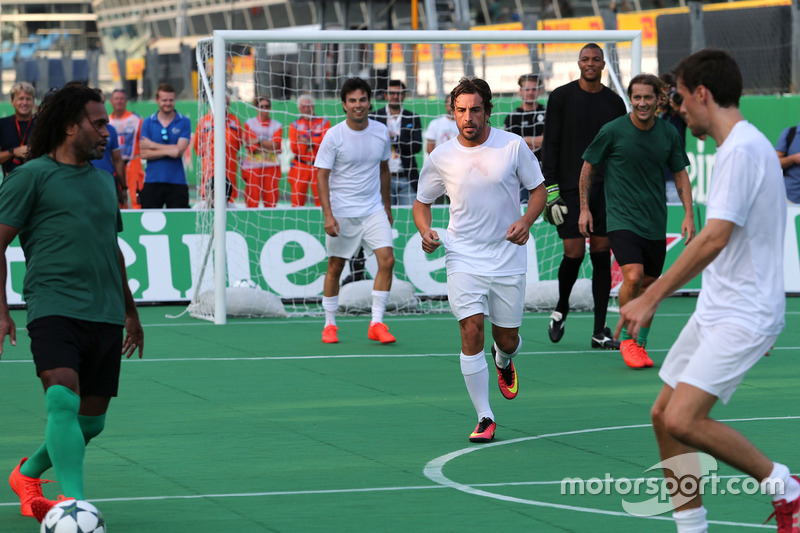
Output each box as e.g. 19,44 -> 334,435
540,43 -> 627,348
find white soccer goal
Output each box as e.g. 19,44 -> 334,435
190,29 -> 642,324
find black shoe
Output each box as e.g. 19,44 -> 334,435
548,311 -> 565,343
591,327 -> 620,350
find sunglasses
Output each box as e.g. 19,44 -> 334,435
161,127 -> 168,141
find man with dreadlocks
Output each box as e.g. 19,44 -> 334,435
0,84 -> 144,523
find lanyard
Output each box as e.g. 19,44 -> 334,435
15,117 -> 31,146
10,118 -> 31,165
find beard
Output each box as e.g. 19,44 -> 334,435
459,121 -> 485,141
87,144 -> 106,160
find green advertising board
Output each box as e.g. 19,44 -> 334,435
3,205 -> 704,305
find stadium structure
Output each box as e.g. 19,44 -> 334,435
1,0 -> 698,99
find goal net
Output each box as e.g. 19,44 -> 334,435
189,29 -> 642,324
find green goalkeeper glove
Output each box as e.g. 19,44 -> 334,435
543,185 -> 568,226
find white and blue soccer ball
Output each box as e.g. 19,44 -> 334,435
40,499 -> 106,533
232,279 -> 257,289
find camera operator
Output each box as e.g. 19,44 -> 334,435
659,74 -> 688,204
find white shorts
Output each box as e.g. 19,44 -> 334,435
326,210 -> 393,259
447,272 -> 525,328
659,315 -> 777,405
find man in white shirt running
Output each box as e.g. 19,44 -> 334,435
617,49 -> 799,533
315,77 -> 397,345
413,77 -> 546,443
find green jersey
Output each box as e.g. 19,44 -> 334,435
0,155 -> 124,325
582,115 -> 689,240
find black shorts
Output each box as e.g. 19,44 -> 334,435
557,183 -> 608,239
28,316 -> 123,397
139,182 -> 190,209
608,229 -> 667,279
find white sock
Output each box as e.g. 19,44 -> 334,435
460,352 -> 493,422
762,462 -> 800,503
673,506 -> 707,533
322,296 -> 338,327
371,290 -> 390,324
493,335 -> 522,369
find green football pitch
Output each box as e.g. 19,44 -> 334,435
2,297 -> 798,532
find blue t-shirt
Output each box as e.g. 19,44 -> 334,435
141,112 -> 191,185
90,123 -> 120,177
776,125 -> 800,203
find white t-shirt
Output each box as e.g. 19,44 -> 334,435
695,121 -> 786,335
417,127 -> 544,276
314,119 -> 391,218
424,115 -> 459,149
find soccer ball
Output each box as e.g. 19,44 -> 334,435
232,279 -> 257,289
40,499 -> 106,533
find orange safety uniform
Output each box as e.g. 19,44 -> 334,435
242,116 -> 283,208
194,112 -> 243,201
288,116 -> 330,207
109,110 -> 144,208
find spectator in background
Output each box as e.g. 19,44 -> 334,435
288,94 -> 329,207
195,96 -> 243,205
242,96 -> 282,208
370,79 -> 423,205
109,89 -> 144,208
91,90 -> 128,207
659,73 -> 688,204
505,73 -> 546,202
424,94 -> 459,154
776,112 -> 800,204
0,82 -> 36,176
139,83 -> 192,208
504,74 -> 546,158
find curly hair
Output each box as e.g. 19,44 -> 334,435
26,85 -> 103,161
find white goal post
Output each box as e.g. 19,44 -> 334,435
196,29 -> 642,324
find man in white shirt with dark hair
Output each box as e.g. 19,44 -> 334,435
424,94 -> 459,154
413,76 -> 546,443
315,77 -> 397,345
617,49 -> 798,533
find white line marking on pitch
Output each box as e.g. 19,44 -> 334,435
2,347 -> 691,363
424,417 -> 800,529
2,346 -> 797,363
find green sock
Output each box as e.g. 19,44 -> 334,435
44,385 -> 85,499
78,414 -> 106,443
20,414 -> 107,479
19,443 -> 50,478
621,327 -> 633,341
637,327 -> 650,348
